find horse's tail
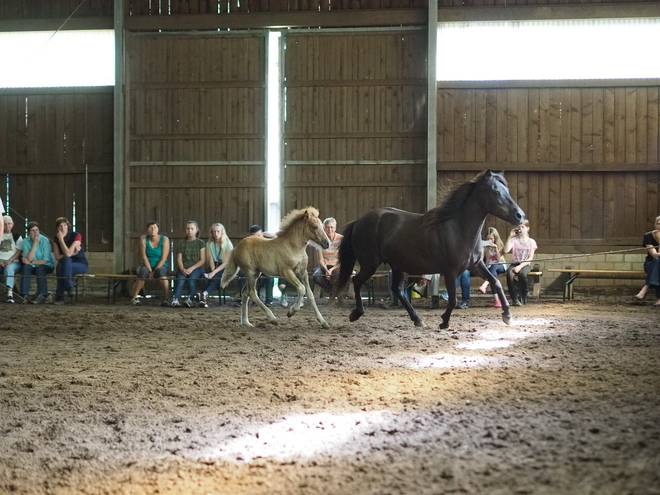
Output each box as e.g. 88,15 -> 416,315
334,221 -> 357,296
220,251 -> 240,288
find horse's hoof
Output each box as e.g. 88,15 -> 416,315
502,312 -> 512,325
287,310 -> 296,318
270,319 -> 279,325
349,310 -> 363,322
414,320 -> 427,328
321,322 -> 330,329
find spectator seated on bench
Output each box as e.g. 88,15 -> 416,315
634,215 -> 660,307
20,221 -> 54,305
130,221 -> 171,306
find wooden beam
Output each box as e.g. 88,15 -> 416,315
438,3 -> 660,22
124,10 -> 426,31
438,80 -> 660,89
0,17 -> 113,32
437,162 -> 660,172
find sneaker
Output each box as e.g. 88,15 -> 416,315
457,301 -> 470,309
198,293 -> 208,308
440,291 -> 449,301
493,298 -> 502,308
53,297 -> 65,306
31,293 -> 47,305
512,298 -> 522,307
7,294 -> 14,304
521,295 -> 528,305
170,299 -> 180,307
265,300 -> 273,307
66,288 -> 74,304
161,298 -> 170,307
131,298 -> 142,306
19,295 -> 28,304
183,298 -> 194,308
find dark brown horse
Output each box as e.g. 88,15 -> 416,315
333,170 -> 525,329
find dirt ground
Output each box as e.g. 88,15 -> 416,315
1,295 -> 659,495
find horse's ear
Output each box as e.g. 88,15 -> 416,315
485,169 -> 492,178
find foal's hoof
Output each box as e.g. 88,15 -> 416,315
321,321 -> 330,329
269,319 -> 279,325
502,312 -> 512,325
349,310 -> 363,322
287,309 -> 296,318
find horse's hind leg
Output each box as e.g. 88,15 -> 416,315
390,269 -> 425,327
248,275 -> 278,325
349,266 -> 376,322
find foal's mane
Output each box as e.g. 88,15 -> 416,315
422,171 -> 506,228
277,206 -> 320,236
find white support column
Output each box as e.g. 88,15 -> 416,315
113,0 -> 125,273
426,1 -> 438,211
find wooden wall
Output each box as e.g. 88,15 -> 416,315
0,88 -> 114,252
283,30 -> 428,230
127,33 -> 266,268
437,86 -> 660,252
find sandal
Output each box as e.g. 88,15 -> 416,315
653,302 -> 660,308
634,294 -> 647,301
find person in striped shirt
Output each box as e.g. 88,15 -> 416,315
312,217 -> 343,296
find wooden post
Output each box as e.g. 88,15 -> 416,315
113,0 -> 126,273
426,1 -> 438,211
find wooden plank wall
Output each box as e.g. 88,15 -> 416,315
127,33 -> 266,269
127,1 -> 427,15
0,89 -> 114,252
283,30 -> 428,232
437,87 -> 660,252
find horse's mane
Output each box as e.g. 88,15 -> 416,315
277,206 -> 320,236
422,171 -> 507,229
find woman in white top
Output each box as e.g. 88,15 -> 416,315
503,220 -> 538,306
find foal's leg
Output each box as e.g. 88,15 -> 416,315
471,260 -> 511,325
349,265 -> 377,322
246,274 -> 278,326
440,275 -> 458,330
390,269 -> 425,327
279,268 -> 305,316
300,270 -> 329,328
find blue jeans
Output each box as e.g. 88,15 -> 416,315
644,257 -> 660,297
21,264 -> 54,296
173,267 -> 204,299
202,268 -> 225,295
0,259 -> 21,291
456,270 -> 471,303
487,263 -> 506,294
55,258 -> 88,297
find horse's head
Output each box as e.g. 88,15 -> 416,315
303,208 -> 331,249
479,170 -> 525,226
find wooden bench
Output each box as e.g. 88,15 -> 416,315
547,269 -> 646,301
75,274 -> 144,304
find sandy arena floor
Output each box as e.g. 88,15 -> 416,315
1,296 -> 659,495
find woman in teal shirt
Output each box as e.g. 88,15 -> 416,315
20,221 -> 55,304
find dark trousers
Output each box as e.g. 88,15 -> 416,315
506,263 -> 531,301
644,257 -> 660,297
21,264 -> 54,296
56,258 -> 88,297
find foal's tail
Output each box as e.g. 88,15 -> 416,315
220,252 -> 241,288
334,221 -> 357,296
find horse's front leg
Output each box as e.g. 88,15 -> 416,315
391,270 -> 425,327
301,272 -> 329,329
440,277 -> 458,330
248,276 -> 278,325
472,260 -> 511,325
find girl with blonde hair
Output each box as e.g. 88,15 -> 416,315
197,223 -> 233,308
478,226 -> 507,307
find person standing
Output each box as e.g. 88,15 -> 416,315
503,220 -> 537,306
52,217 -> 88,305
0,215 -> 23,303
